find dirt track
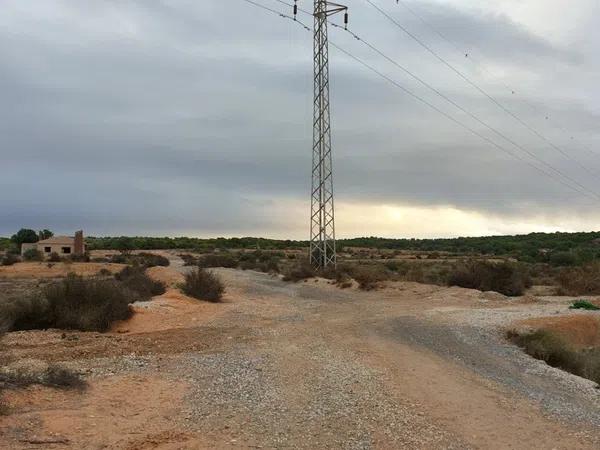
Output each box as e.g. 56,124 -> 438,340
2,258 -> 600,449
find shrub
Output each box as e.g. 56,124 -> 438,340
69,253 -> 90,262
136,252 -> 170,267
48,252 -> 61,262
238,251 -> 281,273
197,253 -> 238,269
97,268 -> 112,276
115,266 -> 166,301
282,262 -> 315,282
43,274 -> 133,331
348,265 -> 390,290
0,362 -> 85,390
556,263 -> 600,295
180,254 -> 198,266
1,253 -> 19,266
182,268 -> 224,302
22,248 -> 42,262
44,364 -> 86,389
447,260 -> 530,296
549,251 -> 577,267
0,294 -> 49,332
569,300 -> 600,311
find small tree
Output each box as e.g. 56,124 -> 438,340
38,229 -> 54,240
116,237 -> 134,255
11,229 -> 39,250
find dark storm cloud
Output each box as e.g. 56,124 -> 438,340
0,0 -> 598,237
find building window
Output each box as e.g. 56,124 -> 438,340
61,247 -> 72,254
44,247 -> 51,253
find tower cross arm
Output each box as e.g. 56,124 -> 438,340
314,2 -> 348,17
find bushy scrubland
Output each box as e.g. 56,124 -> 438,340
2,274 -> 133,332
0,269 -> 166,333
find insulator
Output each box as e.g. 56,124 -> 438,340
293,4 -> 297,17
344,12 -> 348,29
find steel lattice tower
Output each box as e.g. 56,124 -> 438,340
310,1 -> 347,270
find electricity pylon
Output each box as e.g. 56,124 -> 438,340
307,1 -> 347,270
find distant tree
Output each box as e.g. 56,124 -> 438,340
116,237 -> 134,255
38,229 -> 54,240
11,229 -> 39,249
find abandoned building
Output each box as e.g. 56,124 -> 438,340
21,230 -> 86,257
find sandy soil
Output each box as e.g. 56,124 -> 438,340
1,255 -> 600,449
0,262 -> 125,278
514,315 -> 600,348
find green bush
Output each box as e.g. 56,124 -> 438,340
197,253 -> 238,269
569,300 -> 600,311
115,266 -> 166,301
182,268 -> 224,302
549,251 -> 577,267
447,260 -> 530,296
22,248 -> 42,262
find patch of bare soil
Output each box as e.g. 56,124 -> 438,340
514,315 -> 600,348
0,375 -> 201,449
0,262 -> 125,279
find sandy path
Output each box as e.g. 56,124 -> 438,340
1,259 -> 600,448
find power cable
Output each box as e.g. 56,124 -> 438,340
364,0 -> 600,180
239,0 -> 599,201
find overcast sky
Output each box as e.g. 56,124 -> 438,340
1,0 -> 598,238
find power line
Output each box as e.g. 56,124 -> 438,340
394,0 -> 600,159
274,1 -> 600,200
364,0 -> 600,181
238,0 -> 598,201
326,23 -> 600,200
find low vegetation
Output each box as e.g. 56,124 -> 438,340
447,260 -> 531,296
197,253 -> 238,269
508,329 -> 600,384
110,252 -> 169,267
22,248 -> 42,262
115,266 -> 166,301
182,268 -> 224,302
282,262 -> 315,282
569,300 -> 600,311
556,263 -> 600,295
1,253 -> 19,266
0,363 -> 86,390
1,274 -> 133,332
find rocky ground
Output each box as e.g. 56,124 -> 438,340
1,254 -> 600,449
